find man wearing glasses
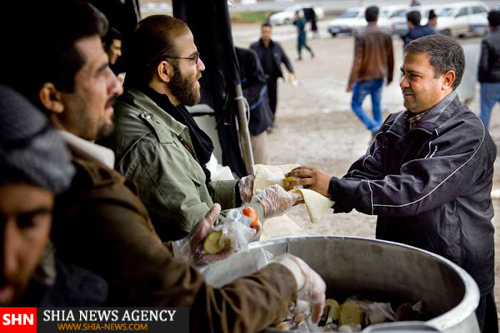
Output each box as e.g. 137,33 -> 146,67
100,15 -> 302,242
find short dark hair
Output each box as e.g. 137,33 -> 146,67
407,10 -> 421,26
404,35 -> 465,89
488,10 -> 500,28
428,9 -> 437,20
365,6 -> 379,23
261,23 -> 272,29
103,27 -> 123,52
0,0 -> 108,106
126,15 -> 189,87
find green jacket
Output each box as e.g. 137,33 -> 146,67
100,88 -> 263,241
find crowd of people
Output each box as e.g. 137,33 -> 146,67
0,1 -> 500,333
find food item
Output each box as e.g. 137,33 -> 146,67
203,230 -> 230,254
283,176 -> 295,191
339,300 -> 363,326
326,299 -> 341,323
242,206 -> 259,228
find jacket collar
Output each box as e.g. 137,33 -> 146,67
387,90 -> 458,137
60,131 -> 115,169
259,38 -> 274,48
122,88 -> 187,139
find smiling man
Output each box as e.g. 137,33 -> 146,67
288,34 -> 497,333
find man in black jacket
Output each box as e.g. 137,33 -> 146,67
250,23 -> 295,129
403,11 -> 436,47
479,10 -> 500,128
288,35 -> 498,333
235,47 -> 273,164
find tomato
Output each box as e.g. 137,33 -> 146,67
242,207 -> 259,228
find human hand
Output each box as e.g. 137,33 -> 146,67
239,175 -> 255,203
285,166 -> 331,197
273,254 -> 326,324
252,184 -> 303,219
289,73 -> 296,82
172,204 -> 234,266
346,85 -> 353,92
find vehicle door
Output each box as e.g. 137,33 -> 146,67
453,6 -> 470,36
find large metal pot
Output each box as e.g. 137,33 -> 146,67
248,236 -> 480,333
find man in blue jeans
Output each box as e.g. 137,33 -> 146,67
347,6 -> 394,138
479,10 -> 500,128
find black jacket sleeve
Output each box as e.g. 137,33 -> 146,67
329,116 -> 490,217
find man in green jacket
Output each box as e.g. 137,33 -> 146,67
1,1 -> 325,331
100,15 -> 301,241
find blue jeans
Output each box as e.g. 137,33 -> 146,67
480,82 -> 500,128
351,79 -> 384,132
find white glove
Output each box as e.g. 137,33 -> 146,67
273,253 -> 326,324
252,184 -> 302,219
239,175 -> 254,203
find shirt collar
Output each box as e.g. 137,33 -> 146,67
59,131 -> 115,169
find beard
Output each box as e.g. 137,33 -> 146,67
169,65 -> 201,106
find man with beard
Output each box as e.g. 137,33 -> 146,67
1,2 -> 326,331
100,15 -> 303,242
287,35 -> 498,333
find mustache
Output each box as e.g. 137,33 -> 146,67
106,94 -> 119,108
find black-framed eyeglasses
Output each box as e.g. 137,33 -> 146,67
164,51 -> 200,65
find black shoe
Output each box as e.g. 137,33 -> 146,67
296,56 -> 302,61
311,52 -> 315,58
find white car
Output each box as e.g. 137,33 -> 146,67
269,4 -> 324,25
327,7 -> 366,37
435,2 -> 489,37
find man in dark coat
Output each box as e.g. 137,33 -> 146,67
251,23 -> 295,129
288,35 -> 498,333
235,47 -> 273,164
403,10 -> 437,46
479,10 -> 500,128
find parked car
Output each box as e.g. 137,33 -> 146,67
269,4 -> 324,25
435,2 -> 489,37
378,5 -> 409,34
327,7 -> 366,37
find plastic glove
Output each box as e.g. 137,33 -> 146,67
172,204 -> 234,266
239,175 -> 255,203
273,254 -> 326,324
252,184 -> 302,219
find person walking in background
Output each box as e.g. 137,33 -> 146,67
479,10 -> 500,128
403,11 -> 437,47
251,23 -> 295,130
347,6 -> 394,138
427,9 -> 438,30
235,47 -> 274,164
293,10 -> 314,61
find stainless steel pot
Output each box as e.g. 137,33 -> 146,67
248,236 -> 480,333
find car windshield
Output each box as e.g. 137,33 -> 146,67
340,10 -> 360,18
379,10 -> 389,18
435,7 -> 454,17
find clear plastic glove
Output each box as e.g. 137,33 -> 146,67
252,184 -> 302,219
172,204 -> 234,266
273,254 -> 326,324
239,175 -> 255,203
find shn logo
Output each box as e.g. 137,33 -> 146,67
3,314 -> 34,325
0,308 -> 36,333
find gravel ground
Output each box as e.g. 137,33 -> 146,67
233,23 -> 500,322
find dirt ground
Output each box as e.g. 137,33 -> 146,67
233,22 -> 500,319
